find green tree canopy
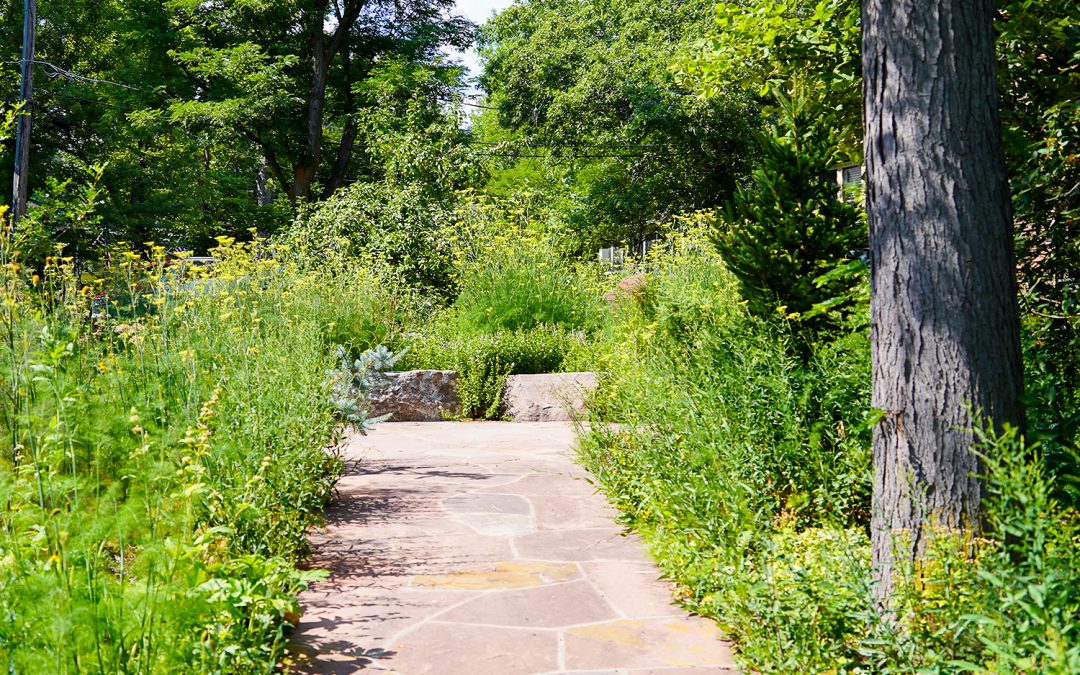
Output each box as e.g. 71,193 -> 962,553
477,0 -> 758,250
0,0 -> 473,250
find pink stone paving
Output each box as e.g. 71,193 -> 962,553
290,421 -> 738,674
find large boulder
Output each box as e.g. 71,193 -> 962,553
368,370 -> 461,421
501,372 -> 599,422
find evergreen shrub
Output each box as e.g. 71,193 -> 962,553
713,134 -> 866,337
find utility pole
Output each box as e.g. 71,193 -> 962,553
12,0 -> 37,225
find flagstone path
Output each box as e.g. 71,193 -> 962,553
291,421 -> 737,674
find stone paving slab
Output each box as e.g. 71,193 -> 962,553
291,422 -> 737,673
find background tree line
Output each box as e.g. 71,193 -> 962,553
0,0 -> 471,252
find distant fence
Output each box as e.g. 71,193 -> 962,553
598,239 -> 656,271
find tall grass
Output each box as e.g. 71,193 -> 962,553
444,191 -> 606,335
580,222 -> 1080,672
580,221 -> 875,670
0,234 -> 403,672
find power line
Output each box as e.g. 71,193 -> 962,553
435,95 -> 498,110
1,58 -> 143,90
38,86 -> 129,110
34,59 -> 142,90
459,99 -> 499,110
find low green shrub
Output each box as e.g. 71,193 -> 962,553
707,526 -> 871,672
713,133 -> 866,341
583,224 -> 871,527
282,181 -> 457,298
854,426 -> 1080,673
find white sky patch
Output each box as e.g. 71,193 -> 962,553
448,0 -> 516,93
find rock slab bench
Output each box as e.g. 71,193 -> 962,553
368,370 -> 598,422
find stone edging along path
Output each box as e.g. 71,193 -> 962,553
289,422 -> 737,674
368,371 -> 599,422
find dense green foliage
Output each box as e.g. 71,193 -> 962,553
581,225 -> 1080,672
861,428 -> 1080,673
999,1 -> 1080,487
278,62 -> 484,298
0,0 -> 1076,671
674,0 -> 862,158
0,231 -> 409,670
392,192 -> 606,418
714,134 -> 865,335
0,0 -> 283,250
477,0 -> 757,250
0,0 -> 472,248
580,224 -> 872,668
447,200 -> 605,335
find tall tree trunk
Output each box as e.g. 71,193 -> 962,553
322,118 -> 358,200
289,0 -> 365,203
862,0 -> 1025,602
293,9 -> 329,203
319,0 -> 360,200
256,159 -> 273,207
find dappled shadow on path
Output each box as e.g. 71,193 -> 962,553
288,642 -> 397,674
304,458 -> 514,583
348,458 -> 505,482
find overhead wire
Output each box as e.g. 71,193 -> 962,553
34,59 -> 142,90
0,58 -> 144,90
37,86 -> 130,110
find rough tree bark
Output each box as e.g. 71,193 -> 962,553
286,0 -> 367,203
862,0 -> 1025,601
